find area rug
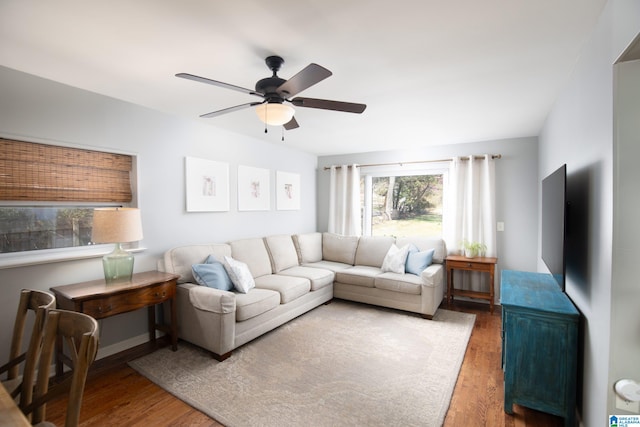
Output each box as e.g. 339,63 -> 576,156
129,300 -> 475,427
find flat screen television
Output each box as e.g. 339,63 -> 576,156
541,164 -> 567,291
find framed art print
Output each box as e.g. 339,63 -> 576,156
185,157 -> 229,212
238,165 -> 270,211
276,171 -> 300,210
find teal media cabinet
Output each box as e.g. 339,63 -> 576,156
501,270 -> 579,427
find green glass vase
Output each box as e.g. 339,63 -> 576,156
102,243 -> 134,284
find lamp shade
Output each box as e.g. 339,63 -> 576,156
92,207 -> 143,244
255,103 -> 295,126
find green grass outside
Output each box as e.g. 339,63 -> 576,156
372,213 -> 442,238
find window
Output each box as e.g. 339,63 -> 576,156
0,138 -> 135,259
0,206 -> 99,253
361,167 -> 445,238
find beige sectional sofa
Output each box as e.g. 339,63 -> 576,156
295,233 -> 446,319
159,232 -> 445,361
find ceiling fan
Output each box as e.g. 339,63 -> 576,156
176,55 -> 366,131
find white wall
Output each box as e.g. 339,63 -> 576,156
317,137 -> 540,304
0,66 -> 318,356
538,0 -> 640,424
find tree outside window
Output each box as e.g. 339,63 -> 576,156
362,174 -> 443,238
0,207 -> 95,253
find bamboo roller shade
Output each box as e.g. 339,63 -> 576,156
0,138 -> 133,202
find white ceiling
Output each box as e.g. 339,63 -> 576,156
0,0 -> 607,156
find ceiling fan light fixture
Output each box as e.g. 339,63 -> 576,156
255,103 -> 295,126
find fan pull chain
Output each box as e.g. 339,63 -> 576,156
264,104 -> 268,133
281,127 -> 285,142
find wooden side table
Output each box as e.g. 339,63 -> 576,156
51,270 -> 180,376
446,255 -> 498,313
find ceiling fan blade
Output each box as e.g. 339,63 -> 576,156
283,116 -> 299,130
291,97 -> 367,114
200,102 -> 264,118
176,73 -> 263,97
277,64 -> 332,97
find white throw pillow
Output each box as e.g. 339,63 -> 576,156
381,244 -> 409,274
223,256 -> 255,293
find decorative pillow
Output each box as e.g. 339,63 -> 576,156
223,256 -> 255,293
381,244 -> 409,274
191,261 -> 234,291
405,245 -> 435,276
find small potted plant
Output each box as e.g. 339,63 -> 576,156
462,240 -> 487,258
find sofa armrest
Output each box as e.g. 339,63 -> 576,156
420,263 -> 444,318
186,284 -> 236,314
174,283 -> 237,358
420,264 -> 443,288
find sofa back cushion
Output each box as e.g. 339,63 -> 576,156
163,244 -> 232,283
396,237 -> 446,264
354,235 -> 395,267
264,235 -> 300,273
229,238 -> 273,278
292,232 -> 323,263
322,232 -> 359,265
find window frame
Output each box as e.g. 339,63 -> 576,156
0,136 -> 141,269
0,201 -> 142,269
360,162 -> 448,237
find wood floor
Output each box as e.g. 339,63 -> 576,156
46,300 -> 564,426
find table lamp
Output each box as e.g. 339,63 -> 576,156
91,207 -> 143,284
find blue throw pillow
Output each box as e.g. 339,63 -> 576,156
192,260 -> 234,291
405,245 -> 435,276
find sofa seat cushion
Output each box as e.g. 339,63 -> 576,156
374,272 -> 422,295
335,266 -> 382,288
235,288 -> 280,321
254,274 -> 311,304
303,260 -> 352,272
278,266 -> 334,291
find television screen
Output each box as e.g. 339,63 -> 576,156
541,164 -> 567,291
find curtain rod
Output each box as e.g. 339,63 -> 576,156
323,154 -> 502,170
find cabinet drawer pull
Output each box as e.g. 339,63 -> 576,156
467,263 -> 472,268
98,305 -> 112,313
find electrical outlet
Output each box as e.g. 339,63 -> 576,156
497,222 -> 505,232
616,395 -> 640,413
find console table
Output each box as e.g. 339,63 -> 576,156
446,255 -> 497,313
50,270 -> 179,377
501,270 -> 579,427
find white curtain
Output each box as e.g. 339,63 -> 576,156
444,154 -> 496,291
328,164 -> 361,236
